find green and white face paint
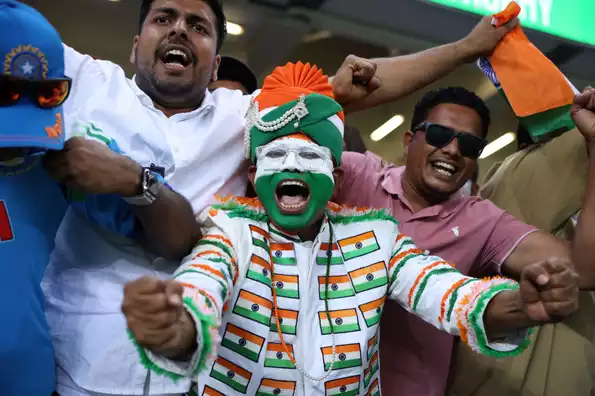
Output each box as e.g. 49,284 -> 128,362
254,137 -> 335,232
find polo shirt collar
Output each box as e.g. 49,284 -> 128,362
382,165 -> 464,219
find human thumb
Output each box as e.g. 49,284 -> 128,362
164,280 -> 184,307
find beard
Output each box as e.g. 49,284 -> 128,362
134,56 -> 212,109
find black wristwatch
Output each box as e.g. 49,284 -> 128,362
123,166 -> 161,206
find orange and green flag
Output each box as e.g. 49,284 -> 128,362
478,1 -> 578,143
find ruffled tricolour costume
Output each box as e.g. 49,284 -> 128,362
129,63 -> 530,396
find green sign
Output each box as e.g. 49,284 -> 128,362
424,0 -> 595,47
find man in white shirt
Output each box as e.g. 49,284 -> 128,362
32,0 -> 518,394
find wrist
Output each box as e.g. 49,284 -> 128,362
168,310 -> 198,361
118,158 -> 143,197
484,290 -> 534,341
454,38 -> 478,63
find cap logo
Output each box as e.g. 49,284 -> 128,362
3,45 -> 48,79
45,113 -> 63,138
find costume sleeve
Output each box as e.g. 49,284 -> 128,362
387,231 -> 531,357
134,225 -> 239,379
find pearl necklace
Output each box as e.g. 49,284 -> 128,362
269,222 -> 337,382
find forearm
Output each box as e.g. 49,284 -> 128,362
133,187 -> 202,261
571,143 -> 595,289
483,290 -> 537,340
343,40 -> 474,113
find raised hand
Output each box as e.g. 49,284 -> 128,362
461,15 -> 519,60
571,87 -> 595,142
122,277 -> 197,359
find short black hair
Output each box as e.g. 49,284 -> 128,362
343,125 -> 367,154
217,56 -> 258,94
139,0 -> 227,53
411,87 -> 491,138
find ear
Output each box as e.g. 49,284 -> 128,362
211,55 -> 222,83
248,165 -> 257,188
403,130 -> 415,158
331,167 -> 344,201
130,36 -> 139,65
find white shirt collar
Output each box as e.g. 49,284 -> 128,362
129,75 -> 215,118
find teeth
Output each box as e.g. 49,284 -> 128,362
279,202 -> 304,210
434,161 -> 456,172
166,49 -> 187,61
435,168 -> 452,176
280,180 -> 307,188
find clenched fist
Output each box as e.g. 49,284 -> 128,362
520,258 -> 580,323
122,277 -> 197,359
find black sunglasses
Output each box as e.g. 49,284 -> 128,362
0,74 -> 72,109
414,122 -> 487,159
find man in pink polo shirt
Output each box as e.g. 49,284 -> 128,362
336,87 -> 595,396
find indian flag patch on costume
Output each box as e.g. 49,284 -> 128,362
365,378 -> 380,396
364,350 -> 379,387
210,357 -> 252,393
250,225 -> 270,252
359,296 -> 385,328
270,308 -> 298,335
338,231 -> 380,261
317,243 -> 344,265
233,290 -> 272,326
246,254 -> 273,287
221,323 -> 265,362
319,308 -> 360,335
324,375 -> 360,396
264,342 -> 295,369
348,261 -> 388,293
321,343 -> 362,370
256,379 -> 296,396
271,243 -> 296,266
319,275 -> 355,299
273,274 -> 299,299
367,333 -> 378,360
201,385 -> 224,396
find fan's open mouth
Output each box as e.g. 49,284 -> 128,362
274,179 -> 311,214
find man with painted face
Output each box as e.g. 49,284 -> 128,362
121,63 -> 580,396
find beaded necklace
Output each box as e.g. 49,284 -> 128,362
269,220 -> 337,382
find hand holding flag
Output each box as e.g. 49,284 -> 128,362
571,87 -> 595,143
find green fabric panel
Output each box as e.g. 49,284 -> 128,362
249,93 -> 343,164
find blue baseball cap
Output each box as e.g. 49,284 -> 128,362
0,0 -> 67,151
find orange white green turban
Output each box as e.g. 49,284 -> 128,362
244,62 -> 345,164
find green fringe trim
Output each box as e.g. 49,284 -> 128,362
327,208 -> 398,225
212,198 -> 399,226
183,296 -> 218,376
211,201 -> 268,222
467,282 -> 532,358
127,298 -> 218,381
127,328 -> 183,382
412,267 -> 459,310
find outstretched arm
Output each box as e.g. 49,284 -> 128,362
330,17 -> 518,113
387,232 -> 578,356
